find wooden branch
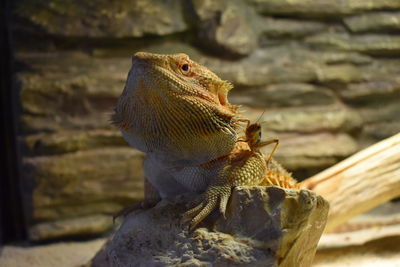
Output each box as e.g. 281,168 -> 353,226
301,133 -> 400,232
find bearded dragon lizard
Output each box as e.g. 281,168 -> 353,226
112,52 -> 297,229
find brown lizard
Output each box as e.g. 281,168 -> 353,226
112,52 -> 297,229
112,52 -> 243,216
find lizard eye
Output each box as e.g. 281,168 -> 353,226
180,63 -> 190,75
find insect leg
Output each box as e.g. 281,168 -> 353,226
257,139 -> 279,167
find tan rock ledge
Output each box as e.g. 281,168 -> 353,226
90,186 -> 329,267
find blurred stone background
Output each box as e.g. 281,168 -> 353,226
12,0 -> 400,241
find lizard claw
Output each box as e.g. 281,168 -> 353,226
219,192 -> 230,220
182,185 -> 232,230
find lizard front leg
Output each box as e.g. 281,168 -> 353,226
183,150 -> 266,230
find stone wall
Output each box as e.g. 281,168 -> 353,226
13,0 -> 400,241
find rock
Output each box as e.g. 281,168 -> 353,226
203,46 -> 372,87
362,122 -> 400,141
230,83 -> 338,108
134,42 -> 205,60
23,129 -> 127,156
17,52 -> 130,133
29,215 -> 112,241
318,52 -> 372,65
35,202 -> 127,224
339,80 -> 400,124
23,148 -> 145,221
344,12 -> 400,33
315,64 -> 365,83
273,132 -> 359,170
248,0 -> 400,18
16,0 -> 188,37
363,59 -> 400,81
357,100 -> 400,124
259,17 -> 326,39
18,51 -> 129,111
338,80 -> 400,104
191,0 -> 258,56
0,238 -> 105,267
92,41 -> 204,58
241,105 -> 363,133
202,46 -> 317,86
90,187 -> 329,267
306,33 -> 400,56
20,113 -> 113,134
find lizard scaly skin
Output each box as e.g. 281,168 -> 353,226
182,131 -> 298,229
112,52 -> 297,228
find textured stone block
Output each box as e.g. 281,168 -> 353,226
90,187 -> 329,267
344,12 -> 400,33
203,46 -> 372,87
242,105 -> 363,133
250,0 -> 400,18
230,83 -> 338,108
274,133 -> 359,171
23,148 -> 145,221
339,81 -> 400,104
259,17 -> 326,39
306,33 -> 400,56
192,0 -> 258,56
29,215 -> 112,241
16,0 -> 188,37
23,130 -> 127,156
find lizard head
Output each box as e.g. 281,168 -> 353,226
112,52 -> 241,164
129,52 -> 235,109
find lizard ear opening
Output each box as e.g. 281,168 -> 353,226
217,80 -> 233,106
218,92 -> 227,105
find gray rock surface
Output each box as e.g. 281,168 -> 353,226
24,130 -> 126,155
23,148 -> 144,222
353,97 -> 400,122
203,47 -> 369,87
16,0 -> 188,37
90,187 -> 329,267
29,215 -> 112,241
2,204 -> 400,267
242,105 -> 362,133
274,132 -> 359,170
344,12 -> 400,33
230,83 -> 338,108
363,122 -> 400,141
249,0 -> 400,17
306,33 -> 400,55
0,238 -> 106,267
258,17 -> 326,39
192,0 -> 258,56
339,80 -> 400,103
